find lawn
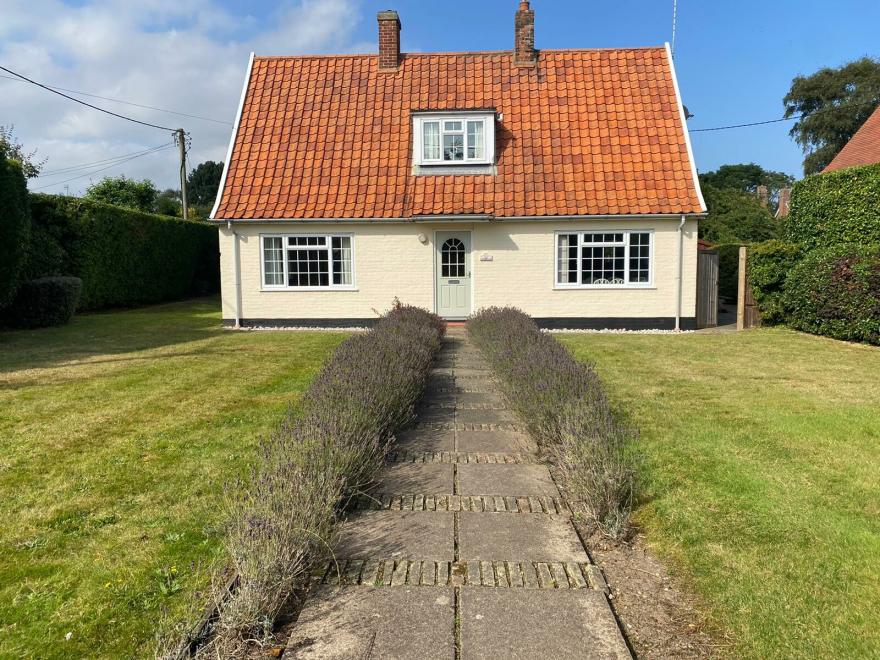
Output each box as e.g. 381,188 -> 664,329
560,328 -> 880,659
0,299 -> 348,658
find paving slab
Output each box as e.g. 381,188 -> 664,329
458,464 -> 559,497
287,586 -> 455,659
455,391 -> 506,407
455,378 -> 498,393
460,588 -> 630,660
416,408 -> 456,425
458,513 -> 587,562
454,407 -> 518,425
374,463 -> 454,494
395,427 -> 454,452
336,511 -> 454,560
456,429 -> 536,453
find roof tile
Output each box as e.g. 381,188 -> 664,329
215,48 -> 703,219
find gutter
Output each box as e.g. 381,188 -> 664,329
676,215 -> 686,331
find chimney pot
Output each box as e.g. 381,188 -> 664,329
377,10 -> 401,72
514,1 -> 537,67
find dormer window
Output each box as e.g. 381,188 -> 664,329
413,111 -> 495,167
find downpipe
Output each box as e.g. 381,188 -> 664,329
675,215 -> 686,331
228,220 -> 242,329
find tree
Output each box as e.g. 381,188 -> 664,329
0,152 -> 31,308
187,160 -> 223,213
155,189 -> 182,217
699,164 -> 795,212
84,176 -> 159,213
0,125 -> 46,178
784,57 -> 880,174
699,184 -> 778,245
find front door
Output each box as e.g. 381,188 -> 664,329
435,231 -> 472,319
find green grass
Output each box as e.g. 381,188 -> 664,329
560,328 -> 880,659
0,299 -> 348,658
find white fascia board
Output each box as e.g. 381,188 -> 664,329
210,52 -> 255,220
665,42 -> 707,214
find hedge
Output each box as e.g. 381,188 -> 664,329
747,240 -> 804,324
783,244 -> 880,345
785,162 -> 880,249
468,307 -> 637,538
2,277 -> 82,329
0,152 -> 31,308
185,305 -> 445,655
26,194 -> 218,311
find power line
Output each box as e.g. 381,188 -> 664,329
30,144 -> 176,191
671,0 -> 678,59
0,73 -> 232,126
691,96 -> 880,133
0,65 -> 178,132
38,145 -> 175,177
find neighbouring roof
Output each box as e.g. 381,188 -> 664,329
823,105 -> 880,173
213,48 -> 705,220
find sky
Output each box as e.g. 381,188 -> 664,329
2,0 -> 879,195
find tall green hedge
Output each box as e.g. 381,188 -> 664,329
783,244 -> 880,345
747,240 -> 804,324
0,153 -> 31,308
784,162 -> 880,249
26,195 -> 218,311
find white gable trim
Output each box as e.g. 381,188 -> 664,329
210,52 -> 255,220
665,42 -> 707,214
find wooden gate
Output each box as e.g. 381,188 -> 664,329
737,246 -> 761,329
696,250 -> 719,329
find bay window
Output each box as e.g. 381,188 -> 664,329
261,234 -> 354,289
556,231 -> 653,287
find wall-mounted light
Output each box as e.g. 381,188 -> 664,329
417,233 -> 428,244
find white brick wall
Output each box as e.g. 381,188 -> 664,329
219,218 -> 698,322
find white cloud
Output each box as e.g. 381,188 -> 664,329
0,0 -> 367,195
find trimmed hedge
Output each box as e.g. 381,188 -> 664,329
0,152 -> 31,308
468,307 -> 637,538
195,305 -> 444,654
26,195 -> 218,311
783,244 -> 880,345
785,162 -> 880,249
2,277 -> 82,329
747,240 -> 804,324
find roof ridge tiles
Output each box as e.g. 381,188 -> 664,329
253,45 -> 666,62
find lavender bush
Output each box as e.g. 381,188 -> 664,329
193,306 -> 444,656
468,307 -> 636,538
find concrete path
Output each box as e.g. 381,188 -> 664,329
286,329 -> 631,659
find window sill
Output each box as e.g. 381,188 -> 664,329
261,287 -> 359,293
554,285 -> 656,291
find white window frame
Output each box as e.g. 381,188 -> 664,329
413,112 -> 495,166
260,233 -> 356,292
554,230 -> 655,289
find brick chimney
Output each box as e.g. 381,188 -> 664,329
378,10 -> 401,72
757,185 -> 769,208
775,188 -> 791,219
514,1 -> 537,67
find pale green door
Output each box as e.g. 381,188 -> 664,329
436,231 -> 472,319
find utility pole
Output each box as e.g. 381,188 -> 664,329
175,128 -> 189,219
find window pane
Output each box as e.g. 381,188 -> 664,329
263,237 -> 284,286
557,234 -> 578,284
423,121 -> 440,160
628,232 -> 651,283
444,121 -> 463,132
581,244 -> 625,284
467,120 -> 484,159
442,238 -> 466,278
443,133 -> 464,161
287,241 -> 329,287
332,236 -> 353,285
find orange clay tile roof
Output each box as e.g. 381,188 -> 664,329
213,48 -> 705,220
823,105 -> 880,173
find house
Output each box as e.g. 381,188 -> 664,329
210,1 -> 706,329
823,104 -> 880,173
